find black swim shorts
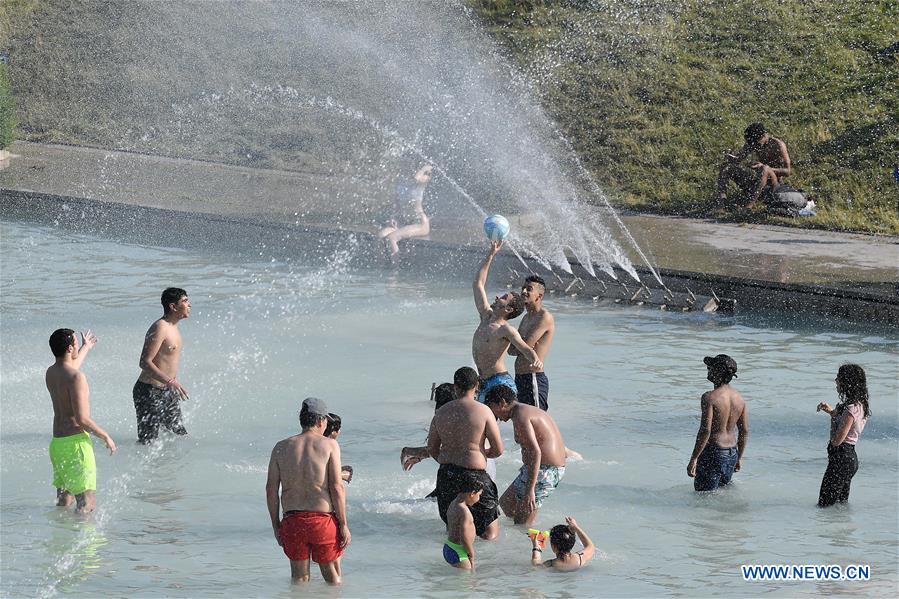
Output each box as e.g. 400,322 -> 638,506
436,463 -> 498,537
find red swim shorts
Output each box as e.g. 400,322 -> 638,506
279,511 -> 343,564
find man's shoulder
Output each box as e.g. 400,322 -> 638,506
537,308 -> 555,326
272,434 -> 300,451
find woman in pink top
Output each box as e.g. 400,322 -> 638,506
816,364 -> 871,507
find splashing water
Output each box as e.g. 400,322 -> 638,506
179,86 -> 649,280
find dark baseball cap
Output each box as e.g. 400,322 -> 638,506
301,397 -> 329,417
704,354 -> 738,377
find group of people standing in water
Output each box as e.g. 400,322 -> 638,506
45,236 -> 873,586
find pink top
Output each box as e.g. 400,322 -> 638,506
838,402 -> 867,445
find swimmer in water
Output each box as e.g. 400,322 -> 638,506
46,328 -> 117,513
443,479 -> 483,571
133,287 -> 191,443
530,516 -> 595,571
378,164 -> 433,261
324,413 -> 353,483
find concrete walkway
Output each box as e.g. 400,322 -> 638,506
2,141 -> 896,296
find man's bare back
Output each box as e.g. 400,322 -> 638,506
511,403 -> 566,467
702,385 -> 746,449
688,355 -> 749,487
428,398 -> 503,469
46,330 -> 114,449
269,433 -> 341,513
47,361 -> 90,438
46,328 -> 115,513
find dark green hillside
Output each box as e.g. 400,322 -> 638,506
469,0 -> 898,234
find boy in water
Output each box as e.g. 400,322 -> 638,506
443,479 -> 483,570
324,413 -> 353,483
46,328 -> 116,514
530,516 -> 595,571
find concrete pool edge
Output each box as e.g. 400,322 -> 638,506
2,188 -> 897,326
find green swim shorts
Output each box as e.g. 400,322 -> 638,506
443,539 -> 470,565
49,431 -> 96,496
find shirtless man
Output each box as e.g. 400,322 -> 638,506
508,275 -> 554,411
484,385 -> 566,527
428,367 -> 504,540
266,397 -> 350,584
716,122 -> 792,206
46,328 -> 116,514
133,287 -> 190,443
687,354 -> 750,492
472,241 -> 542,402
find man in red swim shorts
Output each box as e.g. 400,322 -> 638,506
266,397 -> 350,584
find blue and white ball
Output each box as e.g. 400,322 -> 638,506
483,214 -> 510,241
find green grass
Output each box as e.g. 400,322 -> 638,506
0,63 -> 15,149
468,0 -> 899,234
3,0 -> 897,233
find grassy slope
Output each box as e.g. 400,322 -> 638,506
3,0 -> 897,233
468,0 -> 899,234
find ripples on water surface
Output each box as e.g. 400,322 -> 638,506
1,220 -> 897,597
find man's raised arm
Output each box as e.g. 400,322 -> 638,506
505,325 -> 543,371
72,329 -> 98,370
473,241 -> 502,316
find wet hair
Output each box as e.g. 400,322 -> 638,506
299,405 -> 328,429
434,383 -> 456,411
836,364 -> 870,419
744,122 -> 766,145
550,524 -> 576,555
458,478 -> 484,495
524,275 -> 546,290
483,384 -> 517,406
161,287 -> 187,315
708,366 -> 735,385
454,367 -> 479,393
324,413 -> 342,437
49,328 -> 75,357
505,291 -> 525,320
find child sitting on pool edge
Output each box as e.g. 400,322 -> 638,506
530,516 -> 595,571
325,413 -> 353,483
443,478 -> 484,571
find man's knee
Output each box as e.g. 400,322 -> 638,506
75,491 -> 96,513
479,520 -> 500,541
289,560 -> 310,581
319,561 -> 342,585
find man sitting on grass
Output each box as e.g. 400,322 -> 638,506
715,122 -> 792,208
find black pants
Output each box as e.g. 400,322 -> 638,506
818,443 -> 858,507
133,381 -> 187,443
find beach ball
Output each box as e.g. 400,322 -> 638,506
483,214 -> 510,241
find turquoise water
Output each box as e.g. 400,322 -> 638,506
1,219 -> 897,597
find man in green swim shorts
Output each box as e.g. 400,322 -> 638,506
46,328 -> 116,514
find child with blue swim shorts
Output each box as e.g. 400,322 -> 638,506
443,479 -> 484,570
